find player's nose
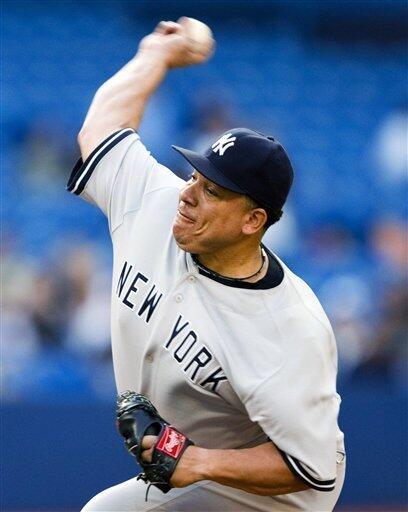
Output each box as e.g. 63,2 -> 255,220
180,180 -> 198,206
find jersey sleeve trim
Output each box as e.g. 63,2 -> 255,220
66,128 -> 135,196
279,449 -> 336,492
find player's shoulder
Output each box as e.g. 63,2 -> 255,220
83,127 -> 140,162
271,255 -> 334,338
87,127 -> 185,190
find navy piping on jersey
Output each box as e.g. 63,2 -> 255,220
279,449 -> 336,492
193,245 -> 284,290
67,128 -> 135,195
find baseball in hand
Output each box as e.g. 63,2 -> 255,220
178,17 -> 215,60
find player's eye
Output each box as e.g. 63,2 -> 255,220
206,187 -> 218,197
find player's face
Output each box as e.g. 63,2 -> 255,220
172,171 -> 256,254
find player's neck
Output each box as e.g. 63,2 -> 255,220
195,241 -> 268,283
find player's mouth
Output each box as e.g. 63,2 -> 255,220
176,209 -> 195,223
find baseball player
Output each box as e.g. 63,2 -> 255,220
68,19 -> 346,511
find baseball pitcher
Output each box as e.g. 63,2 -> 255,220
68,18 -> 346,511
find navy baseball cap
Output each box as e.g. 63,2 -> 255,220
172,127 -> 294,211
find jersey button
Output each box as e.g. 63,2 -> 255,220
146,353 -> 154,363
336,451 -> 345,464
187,275 -> 196,283
175,293 -> 183,303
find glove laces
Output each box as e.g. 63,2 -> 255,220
137,469 -> 164,502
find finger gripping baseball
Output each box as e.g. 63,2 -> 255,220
116,391 -> 194,493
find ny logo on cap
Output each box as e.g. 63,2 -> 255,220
212,133 -> 236,156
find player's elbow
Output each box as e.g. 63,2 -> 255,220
77,126 -> 88,147
77,127 -> 93,161
77,125 -> 112,161
77,123 -> 128,161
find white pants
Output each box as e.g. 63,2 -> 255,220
82,456 -> 346,512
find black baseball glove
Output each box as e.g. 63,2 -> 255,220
116,390 -> 194,494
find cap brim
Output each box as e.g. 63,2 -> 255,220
171,145 -> 245,194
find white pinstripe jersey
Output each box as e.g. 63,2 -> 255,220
68,129 -> 346,510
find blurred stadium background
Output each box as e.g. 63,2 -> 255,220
2,0 -> 407,510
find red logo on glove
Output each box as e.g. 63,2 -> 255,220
156,426 -> 186,458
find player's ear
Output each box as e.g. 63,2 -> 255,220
242,208 -> 267,235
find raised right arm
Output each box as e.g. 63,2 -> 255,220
78,19 -> 213,160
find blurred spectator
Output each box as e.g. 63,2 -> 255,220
352,283 -> 407,384
369,217 -> 407,279
19,116 -> 76,191
1,231 -> 38,359
2,239 -> 113,401
30,272 -> 65,348
299,221 -> 366,285
300,221 -> 374,378
370,105 -> 408,219
139,91 -> 182,162
190,96 -> 234,153
263,206 -> 299,258
374,104 -> 408,184
319,274 -> 373,379
63,245 -> 111,359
